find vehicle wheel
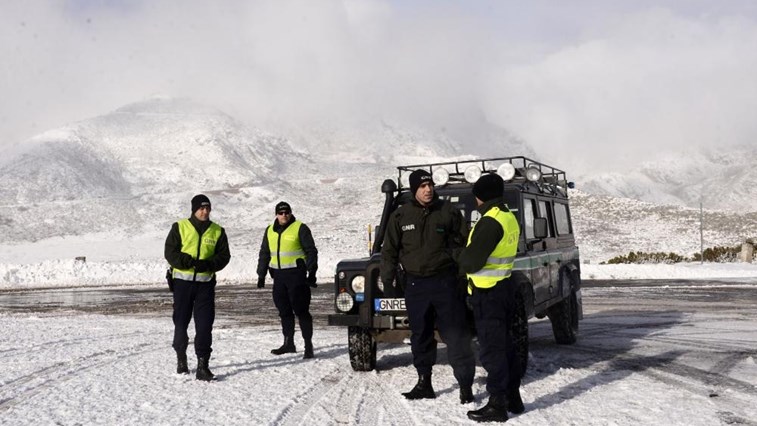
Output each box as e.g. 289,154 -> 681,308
511,288 -> 529,378
547,287 -> 579,344
348,326 -> 377,371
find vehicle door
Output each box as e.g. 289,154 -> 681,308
538,198 -> 563,303
519,196 -> 551,307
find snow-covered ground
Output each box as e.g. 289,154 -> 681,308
3,279 -> 757,425
2,244 -> 757,290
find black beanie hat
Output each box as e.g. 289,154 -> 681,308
473,174 -> 504,202
275,201 -> 292,213
409,169 -> 434,195
191,194 -> 211,213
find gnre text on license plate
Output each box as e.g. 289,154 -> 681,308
374,298 -> 406,312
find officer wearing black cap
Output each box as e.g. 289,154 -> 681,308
380,169 -> 476,404
256,201 -> 319,359
459,174 -> 524,422
164,194 -> 231,381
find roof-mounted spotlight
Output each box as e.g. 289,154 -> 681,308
525,167 -> 542,182
432,168 -> 450,186
400,171 -> 412,189
464,165 -> 482,183
496,163 -> 516,181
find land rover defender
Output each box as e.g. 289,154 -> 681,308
328,156 -> 582,374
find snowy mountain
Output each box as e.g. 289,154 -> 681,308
571,190 -> 757,263
579,146 -> 757,212
0,97 -> 755,284
1,97 -> 302,203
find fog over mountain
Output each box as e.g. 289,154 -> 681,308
0,98 -> 755,276
4,2 -> 757,176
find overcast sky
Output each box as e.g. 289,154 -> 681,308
2,0 -> 756,169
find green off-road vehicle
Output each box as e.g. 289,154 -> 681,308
328,156 -> 582,375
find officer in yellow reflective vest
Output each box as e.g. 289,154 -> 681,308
164,194 -> 231,381
458,174 -> 524,423
256,201 -> 319,359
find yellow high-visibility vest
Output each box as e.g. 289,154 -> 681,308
467,206 -> 520,292
172,219 -> 222,282
267,221 -> 305,269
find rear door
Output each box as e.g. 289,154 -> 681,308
518,195 -> 551,308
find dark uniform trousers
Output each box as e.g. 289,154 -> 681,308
272,268 -> 313,340
172,279 -> 216,358
470,279 -> 521,396
405,270 -> 475,388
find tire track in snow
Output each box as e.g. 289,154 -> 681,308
272,360 -> 422,426
0,340 -> 164,412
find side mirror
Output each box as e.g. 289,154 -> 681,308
533,217 -> 548,239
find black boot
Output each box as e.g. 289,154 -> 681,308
196,356 -> 215,381
271,336 -> 296,355
507,387 -> 525,414
303,340 -> 314,359
467,394 -> 508,423
176,351 -> 189,375
402,374 -> 436,400
460,386 -> 475,404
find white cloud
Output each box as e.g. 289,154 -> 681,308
481,8 -> 757,172
2,1 -> 756,173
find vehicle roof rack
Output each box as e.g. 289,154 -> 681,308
396,156 -> 572,196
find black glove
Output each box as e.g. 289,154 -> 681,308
307,273 -> 317,288
166,268 -> 174,292
193,259 -> 211,273
257,276 -> 265,288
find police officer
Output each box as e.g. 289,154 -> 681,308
164,194 -> 231,381
459,174 -> 524,422
380,169 -> 476,404
257,201 -> 319,359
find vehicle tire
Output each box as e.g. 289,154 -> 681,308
547,273 -> 579,344
348,326 -> 377,371
511,288 -> 529,378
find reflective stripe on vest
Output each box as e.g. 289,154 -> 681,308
466,206 -> 520,291
172,219 -> 222,282
267,221 -> 305,269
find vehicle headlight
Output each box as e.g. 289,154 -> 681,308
336,292 -> 354,312
351,275 -> 365,293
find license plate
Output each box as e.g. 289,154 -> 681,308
374,298 -> 406,312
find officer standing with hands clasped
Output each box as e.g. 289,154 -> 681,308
459,174 -> 524,422
257,201 -> 319,359
164,194 -> 231,381
380,169 -> 476,404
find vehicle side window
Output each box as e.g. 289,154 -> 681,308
523,198 -> 537,239
538,200 -> 555,237
554,202 -> 571,235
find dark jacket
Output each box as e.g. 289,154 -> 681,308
380,196 -> 467,284
164,215 -> 231,273
256,215 -> 318,278
458,198 -> 509,275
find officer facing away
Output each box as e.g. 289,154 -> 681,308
380,169 -> 476,404
459,174 -> 524,422
164,194 -> 231,381
257,201 -> 319,359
